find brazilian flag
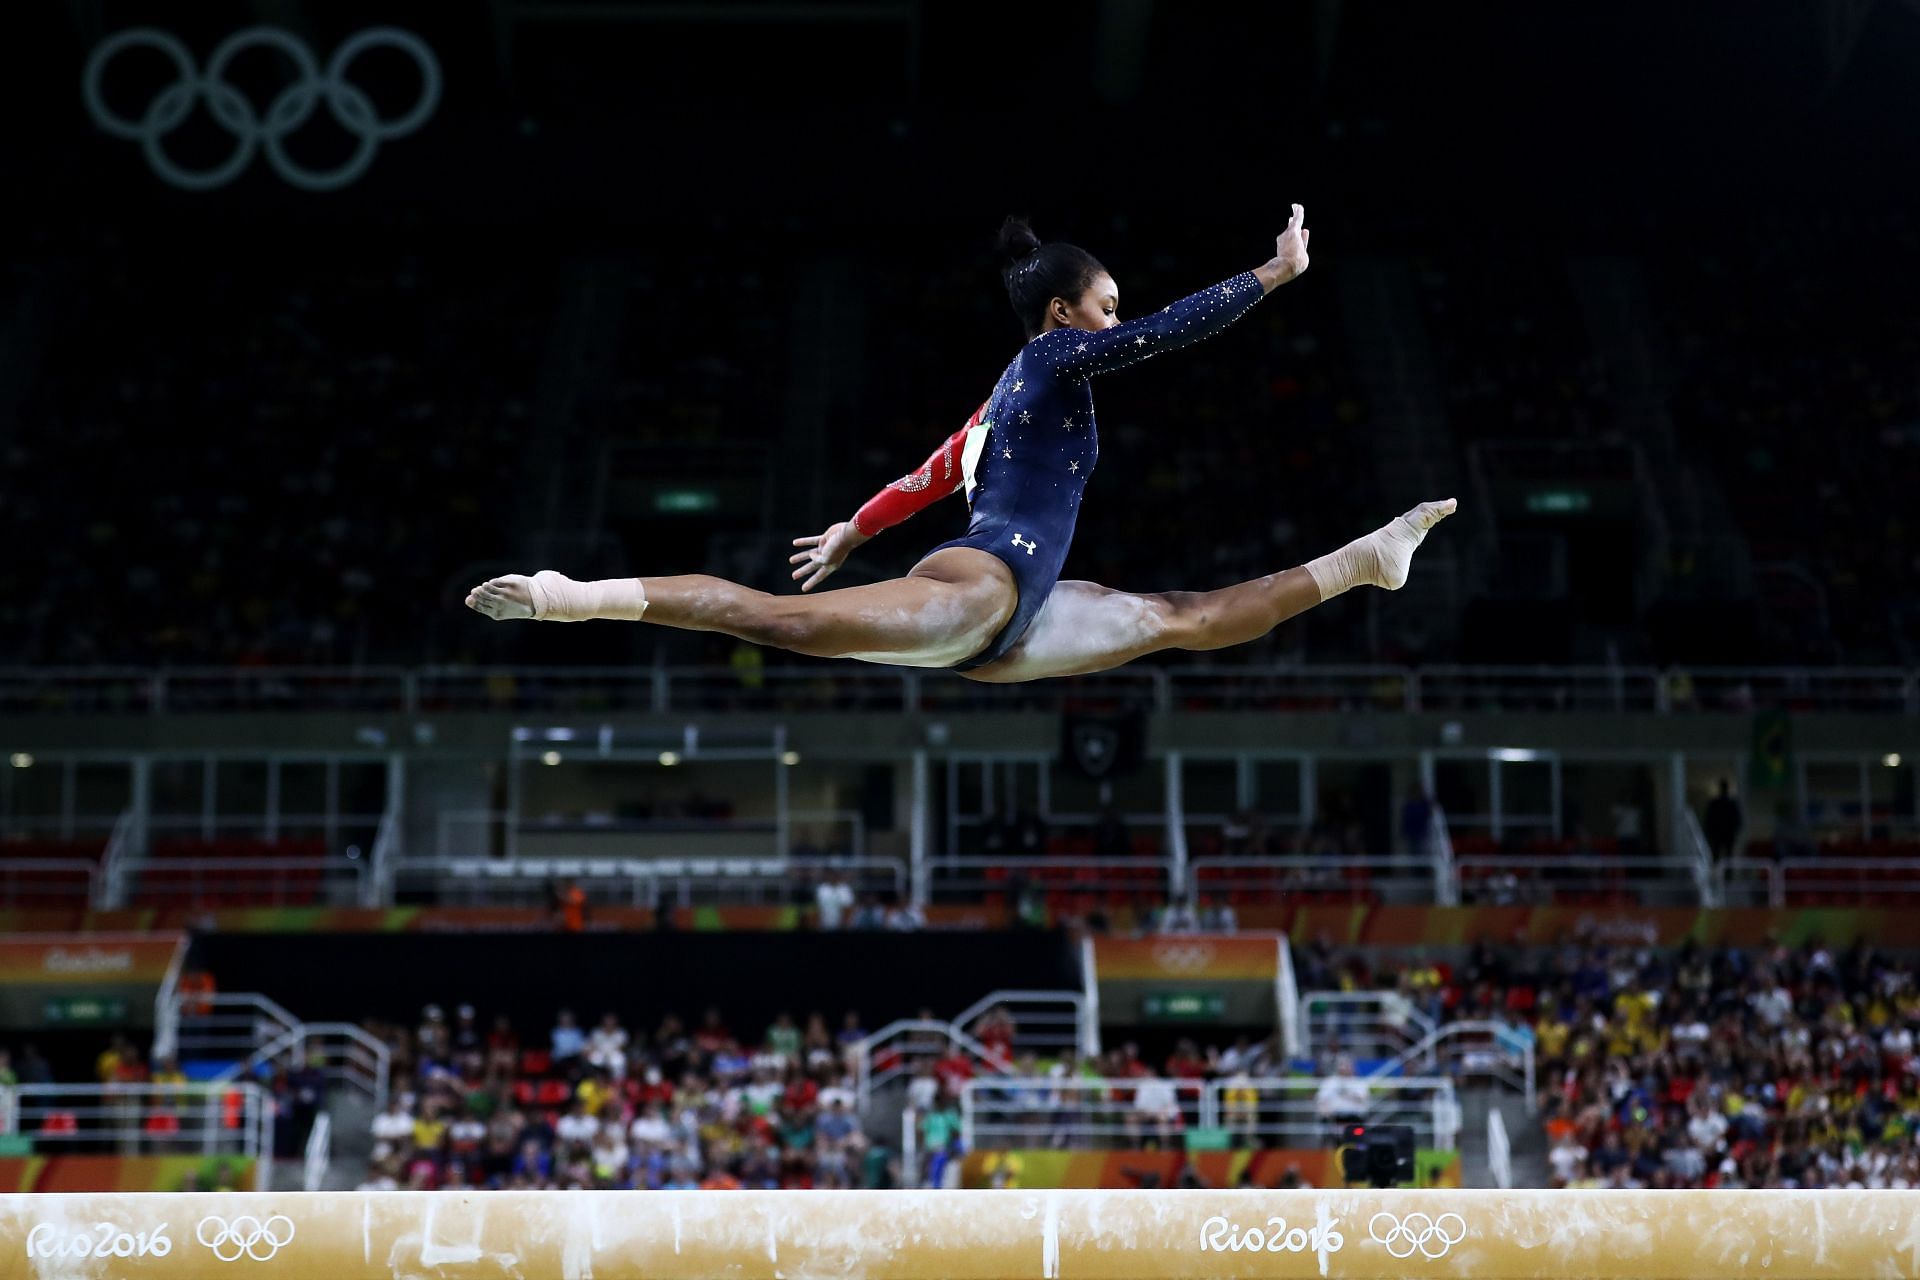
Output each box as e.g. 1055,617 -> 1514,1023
1749,709 -> 1793,791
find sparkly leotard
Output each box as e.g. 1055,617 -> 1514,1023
931,271 -> 1268,670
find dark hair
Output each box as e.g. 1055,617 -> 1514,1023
997,216 -> 1108,338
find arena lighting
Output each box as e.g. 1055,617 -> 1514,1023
659,751 -> 681,766
539,751 -> 562,767
2,1189 -> 1916,1278
8,753 -> 31,768
1887,752 -> 1904,767
1492,748 -> 1538,762
782,750 -> 802,766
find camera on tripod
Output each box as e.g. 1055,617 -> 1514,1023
1337,1122 -> 1415,1188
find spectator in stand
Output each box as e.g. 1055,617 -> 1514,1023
1093,807 -> 1129,858
586,1014 -> 629,1078
486,1016 -> 520,1078
814,872 -> 854,930
371,1096 -> 415,1162
16,1045 -> 51,1086
1401,788 -> 1435,861
1314,1057 -> 1371,1141
551,1011 -> 585,1068
1703,780 -> 1743,863
555,1098 -> 599,1148
1129,1073 -> 1183,1145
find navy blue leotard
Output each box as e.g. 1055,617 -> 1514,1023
934,271 -> 1268,670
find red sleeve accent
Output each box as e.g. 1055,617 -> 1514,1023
850,404 -> 984,537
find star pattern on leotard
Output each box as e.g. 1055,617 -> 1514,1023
1075,341 -> 1089,354
1133,335 -> 1147,347
1062,414 -> 1074,429
1068,460 -> 1080,474
1011,379 -> 1023,393
1002,447 -> 1013,459
1019,410 -> 1031,423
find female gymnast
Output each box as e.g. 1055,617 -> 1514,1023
466,206 -> 1455,682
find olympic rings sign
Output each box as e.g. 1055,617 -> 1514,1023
1368,1210 -> 1467,1260
195,1214 -> 296,1262
83,26 -> 440,192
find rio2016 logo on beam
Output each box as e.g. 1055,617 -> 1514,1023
82,27 -> 440,192
26,1222 -> 172,1259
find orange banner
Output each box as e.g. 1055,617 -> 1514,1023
960,1148 -> 1461,1189
0,935 -> 184,986
0,1156 -> 255,1193
1093,935 -> 1280,981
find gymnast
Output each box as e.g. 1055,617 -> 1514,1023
466,206 -> 1454,681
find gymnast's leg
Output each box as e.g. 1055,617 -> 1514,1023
963,500 -> 1455,682
465,547 -> 1018,668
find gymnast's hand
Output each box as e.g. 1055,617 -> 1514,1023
1255,203 -> 1310,293
789,521 -> 870,592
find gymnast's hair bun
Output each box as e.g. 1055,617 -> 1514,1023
996,216 -> 1042,265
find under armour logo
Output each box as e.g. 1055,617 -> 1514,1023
1011,534 -> 1037,555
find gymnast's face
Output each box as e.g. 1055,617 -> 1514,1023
1048,272 -> 1120,333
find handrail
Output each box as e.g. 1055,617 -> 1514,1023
218,1019 -> 391,1111
1488,1105 -> 1512,1190
7,662 -> 1917,715
1680,805 -> 1719,907
1367,1019 -> 1537,1113
849,1018 -> 1012,1115
304,1111 -> 332,1192
948,990 -> 1090,1061
101,806 -> 139,909
1717,856 -> 1920,908
366,806 -> 401,908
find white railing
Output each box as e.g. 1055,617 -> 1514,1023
0,858 -> 100,907
949,990 -> 1090,1063
1452,854 -> 1701,905
1717,857 -> 1920,908
101,806 -> 141,908
303,1111 -> 332,1192
900,1107 -> 920,1189
410,854 -> 906,908
434,808 -> 869,862
1368,1020 -> 1537,1111
1488,1105 -> 1512,1190
928,856 -> 1172,900
366,807 -> 401,908
217,1022 -> 391,1112
958,1075 -> 1459,1151
124,856 -> 365,907
1680,806 -> 1720,907
1187,856 -> 1428,904
1302,990 -> 1436,1064
8,663 -> 1914,715
1276,937 -> 1303,1058
0,1083 -> 272,1186
850,1019 -> 1012,1115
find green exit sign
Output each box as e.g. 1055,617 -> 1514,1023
654,488 -> 719,513
45,997 -> 129,1025
1525,489 -> 1592,514
1141,990 -> 1226,1022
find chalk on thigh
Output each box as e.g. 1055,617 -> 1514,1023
961,581 -> 1178,683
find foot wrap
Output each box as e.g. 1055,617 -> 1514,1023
528,571 -> 649,622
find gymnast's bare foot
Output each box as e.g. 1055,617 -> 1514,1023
466,575 -> 537,620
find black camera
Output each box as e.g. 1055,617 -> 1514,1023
1337,1123 -> 1415,1188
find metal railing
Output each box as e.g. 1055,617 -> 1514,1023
958,1075 -> 1459,1151
124,856 -> 365,907
928,856 -> 1172,901
949,990 -> 1091,1064
0,858 -> 100,906
0,1082 -> 272,1186
1451,854 -> 1701,906
165,991 -> 390,1110
850,1019 -> 1012,1115
1488,1105 -> 1512,1190
7,663 -> 1916,715
1368,1020 -> 1537,1110
303,1112 -> 331,1192
1188,855 -> 1431,904
1302,991 -> 1436,1064
433,808 -> 868,862
404,854 -> 906,908
1717,856 -> 1920,908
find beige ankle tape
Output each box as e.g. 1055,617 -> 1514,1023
529,571 -> 649,622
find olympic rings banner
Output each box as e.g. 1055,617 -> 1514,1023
82,26 -> 440,191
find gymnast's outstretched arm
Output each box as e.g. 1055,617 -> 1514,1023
787,405 -> 983,591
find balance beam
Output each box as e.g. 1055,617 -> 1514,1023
5,1189 -> 1920,1280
